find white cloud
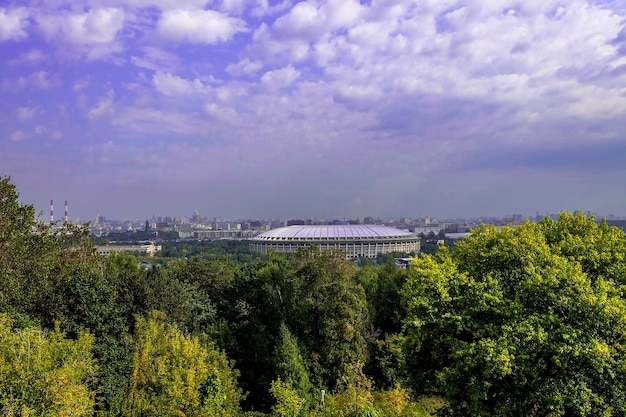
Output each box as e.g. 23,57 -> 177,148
116,0 -> 210,11
131,47 -> 181,72
10,131 -> 25,142
16,106 -> 40,121
272,0 -> 364,39
218,0 -> 251,15
249,0 -> 292,18
277,0 -> 625,116
251,23 -> 312,62
204,102 -> 239,123
272,1 -> 320,38
73,78 -> 90,91
226,58 -> 264,76
12,71 -> 56,90
20,49 -> 44,63
38,8 -> 125,45
261,66 -> 300,88
88,90 -> 114,120
112,106 -> 211,136
152,72 -> 209,96
0,7 -> 29,41
157,9 -> 247,44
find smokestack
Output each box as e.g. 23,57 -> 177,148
64,200 -> 68,222
50,200 -> 54,225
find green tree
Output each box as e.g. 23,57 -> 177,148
275,323 -> 313,401
356,262 -> 409,390
540,211 -> 626,283
0,176 -> 59,321
270,378 -> 307,417
402,218 -> 626,416
0,314 -> 96,416
287,248 -> 369,392
219,249 -> 369,411
123,310 -> 242,417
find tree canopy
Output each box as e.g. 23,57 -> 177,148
6,175 -> 626,417
402,214 -> 626,416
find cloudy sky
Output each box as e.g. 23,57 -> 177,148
1,0 -> 626,222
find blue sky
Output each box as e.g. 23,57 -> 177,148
1,0 -> 625,222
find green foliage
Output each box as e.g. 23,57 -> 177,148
403,217 -> 626,416
0,177 -> 443,417
288,248 -> 369,391
325,362 -> 377,417
221,248 -> 370,410
275,323 -> 313,401
356,262 -> 408,390
270,378 -> 307,417
372,386 -> 443,417
58,262 -> 135,413
369,334 -> 407,390
157,239 -> 262,263
0,176 -> 60,321
0,314 -> 96,416
123,311 -> 243,417
357,261 -> 408,335
541,212 -> 626,283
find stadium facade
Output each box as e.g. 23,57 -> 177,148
250,225 -> 420,259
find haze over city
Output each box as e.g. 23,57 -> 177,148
2,0 -> 626,221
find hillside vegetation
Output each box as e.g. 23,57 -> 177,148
2,176 -> 626,417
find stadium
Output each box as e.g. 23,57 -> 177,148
249,225 -> 420,259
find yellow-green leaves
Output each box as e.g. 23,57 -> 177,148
270,378 -> 306,417
124,311 -> 242,417
402,214 -> 626,416
0,315 -> 96,416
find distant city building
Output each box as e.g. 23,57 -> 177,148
95,243 -> 162,257
250,225 -> 420,259
194,229 -> 257,239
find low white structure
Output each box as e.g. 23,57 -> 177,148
95,243 -> 162,256
250,225 -> 420,259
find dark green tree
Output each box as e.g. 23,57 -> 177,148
274,322 -> 313,401
287,248 -> 369,391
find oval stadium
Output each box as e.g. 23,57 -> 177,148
250,225 -> 420,259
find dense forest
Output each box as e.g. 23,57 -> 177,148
2,175 -> 626,417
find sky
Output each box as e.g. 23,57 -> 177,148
1,0 -> 626,222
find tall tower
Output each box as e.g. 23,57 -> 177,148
64,200 -> 68,222
50,200 -> 54,225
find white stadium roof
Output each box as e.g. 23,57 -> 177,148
253,225 -> 416,240
250,225 -> 420,258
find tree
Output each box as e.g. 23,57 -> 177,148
0,176 -> 59,321
402,218 -> 626,416
287,248 -> 369,392
270,378 -> 307,417
219,248 -> 370,412
274,323 -> 313,401
0,314 -> 96,416
540,211 -> 626,284
123,311 -> 243,417
356,262 -> 409,390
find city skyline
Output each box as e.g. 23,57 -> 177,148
37,198 -> 626,225
2,0 -> 626,221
